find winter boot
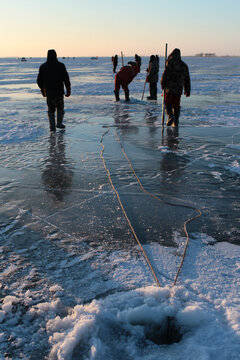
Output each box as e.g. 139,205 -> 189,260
153,84 -> 157,100
48,112 -> 56,132
57,110 -> 65,129
165,105 -> 175,126
147,84 -> 154,100
125,90 -> 130,102
173,107 -> 180,127
114,90 -> 120,101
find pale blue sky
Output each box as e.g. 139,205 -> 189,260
1,0 -> 239,57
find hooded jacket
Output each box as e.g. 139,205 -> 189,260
116,62 -> 140,86
37,50 -> 71,97
161,49 -> 190,95
147,55 -> 159,83
115,54 -> 141,90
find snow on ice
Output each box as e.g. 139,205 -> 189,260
0,56 -> 239,359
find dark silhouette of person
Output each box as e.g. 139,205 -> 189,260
146,55 -> 159,100
113,104 -> 139,135
37,49 -> 71,132
161,48 -> 190,127
114,54 -> 141,102
145,108 -> 158,136
42,133 -> 73,201
161,127 -> 181,178
161,127 -> 188,180
112,55 -> 118,73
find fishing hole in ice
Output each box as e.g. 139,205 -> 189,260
69,315 -> 183,359
75,315 -> 183,358
47,287 -> 192,358
143,316 -> 183,345
125,314 -> 183,346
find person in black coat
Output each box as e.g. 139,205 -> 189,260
112,54 -> 118,73
161,48 -> 190,127
37,49 -> 71,131
146,55 -> 159,100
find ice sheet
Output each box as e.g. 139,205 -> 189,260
0,56 -> 239,359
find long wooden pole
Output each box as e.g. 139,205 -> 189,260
161,43 -> 168,127
121,51 -> 124,66
141,76 -> 147,101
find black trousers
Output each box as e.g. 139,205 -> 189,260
46,96 -> 65,130
47,96 -> 64,118
149,82 -> 157,99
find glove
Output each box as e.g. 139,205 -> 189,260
185,92 -> 190,97
65,87 -> 71,97
41,88 -> 46,97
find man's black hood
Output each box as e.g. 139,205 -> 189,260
47,49 -> 57,63
168,48 -> 181,61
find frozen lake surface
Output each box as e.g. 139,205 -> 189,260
0,56 -> 239,359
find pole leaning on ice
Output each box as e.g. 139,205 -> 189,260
161,43 -> 168,127
141,75 -> 147,101
121,51 -> 124,66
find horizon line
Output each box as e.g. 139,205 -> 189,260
1,54 -> 240,58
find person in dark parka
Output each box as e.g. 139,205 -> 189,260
146,55 -> 159,100
112,55 -> 118,73
114,54 -> 141,102
37,49 -> 71,131
161,48 -> 190,127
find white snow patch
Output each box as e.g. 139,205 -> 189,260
49,285 -> 64,295
2,295 -> 20,313
226,160 -> 240,175
211,171 -> 223,182
227,144 -> 240,150
176,303 -> 207,327
46,284 -> 239,360
158,145 -> 172,153
191,233 -> 217,245
0,122 -> 44,144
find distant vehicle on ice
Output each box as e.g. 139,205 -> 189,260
195,53 -> 216,57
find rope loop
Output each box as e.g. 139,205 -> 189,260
101,128 -> 202,287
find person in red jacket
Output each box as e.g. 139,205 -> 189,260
114,54 -> 141,102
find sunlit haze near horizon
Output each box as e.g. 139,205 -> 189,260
1,0 -> 240,57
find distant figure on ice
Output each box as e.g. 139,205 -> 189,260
146,55 -> 159,100
112,55 -> 118,73
161,48 -> 190,127
37,49 -> 71,132
114,54 -> 141,102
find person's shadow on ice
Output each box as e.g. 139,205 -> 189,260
161,127 -> 181,174
42,133 -> 74,201
145,108 -> 158,136
113,104 -> 139,135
